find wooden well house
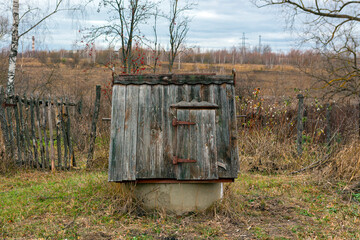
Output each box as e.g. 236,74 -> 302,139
108,74 -> 239,183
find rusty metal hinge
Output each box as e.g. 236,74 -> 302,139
173,156 -> 197,165
172,118 -> 196,127
2,103 -> 17,108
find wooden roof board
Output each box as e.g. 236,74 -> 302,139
113,74 -> 234,85
170,100 -> 219,109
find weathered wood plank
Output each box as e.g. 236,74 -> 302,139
212,84 -> 232,178
17,95 -> 26,165
54,99 -> 62,169
0,87 -> 10,160
227,84 -> 239,177
48,97 -> 55,171
35,97 -> 45,169
29,97 -> 39,168
6,98 -> 15,161
136,85 -> 152,178
162,85 -> 177,179
199,84 -> 211,102
176,109 -> 190,180
123,85 -> 139,180
170,101 -> 218,109
22,95 -> 33,166
114,74 -> 234,85
189,84 -> 201,101
108,85 -> 126,181
149,85 -> 164,178
42,98 -> 49,169
177,84 -> 190,102
59,98 -> 68,169
14,96 -> 22,165
87,86 -> 101,168
204,110 -> 218,179
65,98 -> 74,167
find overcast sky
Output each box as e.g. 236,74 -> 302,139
4,0 -> 298,52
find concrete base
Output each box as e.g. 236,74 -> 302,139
134,183 -> 223,215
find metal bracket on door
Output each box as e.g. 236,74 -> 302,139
172,118 -> 195,127
173,156 -> 197,165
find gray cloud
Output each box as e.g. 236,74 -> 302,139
20,0 -> 297,52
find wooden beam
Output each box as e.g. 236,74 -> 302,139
113,74 -> 234,85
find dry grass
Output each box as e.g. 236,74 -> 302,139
325,138 -> 360,183
212,174 -> 360,239
238,127 -> 332,174
1,170 -> 360,239
15,58 -> 312,98
0,132 -> 13,174
1,56 -> 360,239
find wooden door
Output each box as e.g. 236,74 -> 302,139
174,109 -> 218,180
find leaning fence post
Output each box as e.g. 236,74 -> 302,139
65,98 -> 75,167
325,103 -> 332,147
55,98 -> 62,169
0,86 -> 10,159
30,96 -> 39,168
296,94 -> 305,156
6,97 -> 15,161
48,97 -> 55,172
14,96 -> 22,165
87,85 -> 101,168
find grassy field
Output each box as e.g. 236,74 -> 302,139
1,57 -> 359,239
1,170 -> 360,239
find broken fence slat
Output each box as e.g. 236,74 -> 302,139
14,96 -> 22,165
55,98 -> 62,169
43,97 -> 49,169
48,97 -> 55,172
87,85 -> 101,168
65,98 -> 75,167
35,97 -> 45,169
6,97 -> 15,161
0,86 -> 10,159
30,97 -> 39,168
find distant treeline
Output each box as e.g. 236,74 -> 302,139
0,45 -> 320,68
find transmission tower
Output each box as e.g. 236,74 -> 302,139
258,35 -> 262,53
241,32 -> 248,55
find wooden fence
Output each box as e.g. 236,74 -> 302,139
0,86 -> 80,170
237,93 -> 360,155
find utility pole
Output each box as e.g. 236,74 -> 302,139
241,32 -> 246,55
32,36 -> 35,56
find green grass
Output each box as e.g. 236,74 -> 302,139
1,171 -> 360,239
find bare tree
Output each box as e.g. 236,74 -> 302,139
254,0 -> 360,136
87,0 -> 155,74
151,7 -> 162,73
6,0 -> 82,97
253,0 -> 360,96
0,16 -> 9,40
167,0 -> 194,73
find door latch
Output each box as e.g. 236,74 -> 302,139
172,118 -> 196,127
173,156 -> 197,165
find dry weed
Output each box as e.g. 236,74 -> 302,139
239,130 -> 299,173
0,132 -> 14,174
102,182 -> 141,215
324,138 -> 360,183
